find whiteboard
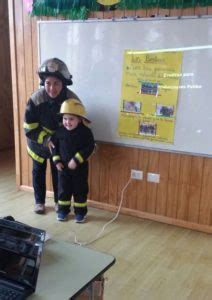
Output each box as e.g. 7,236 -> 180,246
38,17 -> 212,157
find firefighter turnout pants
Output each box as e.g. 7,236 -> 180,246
32,158 -> 58,204
57,163 -> 88,216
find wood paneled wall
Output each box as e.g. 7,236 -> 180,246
0,0 -> 13,150
8,0 -> 212,233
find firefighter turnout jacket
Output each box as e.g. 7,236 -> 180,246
24,87 -> 79,163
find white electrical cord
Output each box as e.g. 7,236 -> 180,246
71,176 -> 132,246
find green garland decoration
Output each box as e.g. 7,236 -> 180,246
30,0 -> 212,19
31,1 -> 92,19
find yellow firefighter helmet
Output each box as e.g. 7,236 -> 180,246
60,99 -> 91,123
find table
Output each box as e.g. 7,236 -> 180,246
30,240 -> 115,299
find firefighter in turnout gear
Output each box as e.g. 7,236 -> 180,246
24,58 -> 80,214
51,99 -> 95,222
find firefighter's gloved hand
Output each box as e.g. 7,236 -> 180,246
68,159 -> 77,170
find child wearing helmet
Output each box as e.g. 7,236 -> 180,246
24,58 -> 80,215
51,99 -> 95,222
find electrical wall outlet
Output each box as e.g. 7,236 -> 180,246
131,169 -> 143,180
147,172 -> 160,183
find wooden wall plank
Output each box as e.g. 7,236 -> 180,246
108,145 -> 119,205
182,8 -> 195,16
103,10 -> 114,19
208,6 -> 212,14
156,152 -> 170,216
137,149 -> 149,211
8,0 -> 21,186
146,150 -> 159,213
114,9 -> 124,18
135,9 -> 147,18
22,3 -> 33,99
187,157 -> 204,223
22,1 -> 34,188
124,9 -> 136,18
166,153 -> 181,218
158,8 -> 170,17
92,11 -> 104,19
199,158 -> 212,225
31,17 -> 39,91
189,156 -> 204,186
124,147 -> 139,210
0,0 -> 13,150
179,155 -> 192,184
188,185 -> 201,223
146,7 -> 159,17
176,155 -> 192,220
177,183 -> 190,221
89,144 -> 101,202
108,145 -> 129,206
14,0 -> 29,187
98,144 -> 110,203
169,9 -> 182,17
194,6 -> 208,15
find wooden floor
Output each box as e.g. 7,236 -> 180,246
0,149 -> 212,300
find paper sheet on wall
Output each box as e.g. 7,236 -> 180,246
118,50 -> 183,143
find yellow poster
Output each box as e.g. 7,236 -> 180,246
118,50 -> 183,143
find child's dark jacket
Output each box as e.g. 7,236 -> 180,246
51,123 -> 95,168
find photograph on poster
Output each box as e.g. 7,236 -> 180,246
123,100 -> 141,113
156,105 -> 174,117
139,122 -> 157,136
140,81 -> 158,96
